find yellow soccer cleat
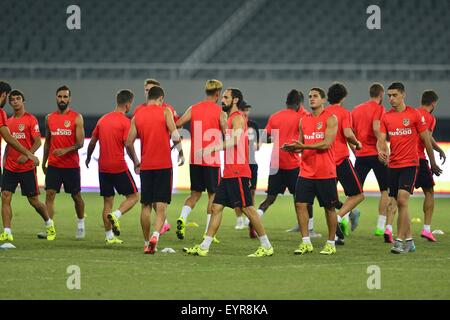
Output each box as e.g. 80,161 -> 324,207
107,213 -> 121,236
0,231 -> 13,241
320,242 -> 337,255
203,233 -> 220,244
247,246 -> 274,257
46,222 -> 56,241
105,237 -> 124,244
183,244 -> 208,256
176,217 -> 186,240
294,242 -> 313,255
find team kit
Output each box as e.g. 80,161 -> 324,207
0,79 -> 444,256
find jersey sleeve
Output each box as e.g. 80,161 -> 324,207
30,115 -> 41,138
0,109 -> 7,127
123,119 -> 131,142
380,114 -> 387,134
342,109 -> 351,129
374,105 -> 385,121
416,110 -> 428,133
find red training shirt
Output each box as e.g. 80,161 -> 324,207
416,107 -> 436,160
327,104 -> 352,165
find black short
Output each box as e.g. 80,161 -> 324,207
99,170 -> 138,197
267,168 -> 299,195
45,166 -> 81,194
189,165 -> 220,193
415,159 -> 435,190
1,169 -> 39,197
213,177 -> 253,209
295,176 -> 339,208
355,155 -> 388,191
140,168 -> 172,205
336,158 -> 363,196
388,166 -> 418,199
250,164 -> 258,190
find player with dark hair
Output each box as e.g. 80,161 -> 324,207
0,90 -> 56,242
378,82 -> 442,254
282,88 -> 339,255
86,90 -> 140,244
175,80 -> 226,242
126,86 -> 184,254
40,85 -> 86,239
184,88 -> 274,257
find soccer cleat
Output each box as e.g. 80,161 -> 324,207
421,230 -> 437,242
374,228 -> 384,236
106,237 -> 123,244
46,223 -> 56,241
0,232 -> 13,241
183,244 -> 208,256
405,240 -> 416,253
144,244 -> 152,254
107,213 -> 121,236
147,235 -> 158,254
285,225 -> 300,232
349,209 -> 360,232
203,233 -> 220,244
335,237 -> 345,245
176,217 -> 186,240
160,223 -> 171,236
76,227 -> 85,239
308,229 -> 322,238
390,240 -> 405,254
319,243 -> 336,255
294,242 -> 313,255
340,218 -> 350,236
336,223 -> 345,240
247,246 -> 274,257
384,229 -> 394,243
37,231 -> 47,239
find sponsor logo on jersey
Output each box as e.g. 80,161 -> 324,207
51,128 -> 72,136
12,132 -> 26,139
304,132 -> 325,140
389,128 -> 412,136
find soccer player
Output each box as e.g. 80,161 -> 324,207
126,86 -> 184,254
282,87 -> 339,255
0,90 -> 56,242
352,83 -> 390,236
174,79 -> 226,242
0,81 -> 40,173
133,78 -> 179,234
414,90 -> 445,241
326,83 -> 364,243
86,89 -> 139,244
184,88 -> 274,257
256,90 -> 319,237
234,101 -> 259,230
41,85 -> 86,239
377,82 -> 442,254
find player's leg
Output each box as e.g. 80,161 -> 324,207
62,167 -> 85,238
0,191 -> 14,241
71,192 -> 86,239
45,189 -> 57,219
292,177 -> 315,254
421,187 -> 436,241
372,157 -> 390,235
317,178 -> 339,255
257,169 -> 283,217
179,165 -> 204,225
384,197 -> 397,243
148,201 -> 167,253
141,203 -> 152,253
103,196 -> 122,244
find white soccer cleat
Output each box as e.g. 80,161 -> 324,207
76,228 -> 85,239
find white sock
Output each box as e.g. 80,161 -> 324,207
4,228 -> 12,235
180,205 -> 192,221
256,209 -> 264,217
113,210 -> 122,219
164,218 -> 169,224
105,230 -> 114,240
236,216 -> 244,225
386,224 -> 393,232
200,236 -> 213,250
377,215 -> 386,230
258,234 -> 271,249
205,214 -> 211,233
327,240 -> 335,247
244,217 -> 250,226
337,215 -> 342,223
144,240 -> 149,246
308,218 -> 314,230
152,231 -> 160,241
302,236 -> 311,244
335,235 -> 339,241
77,218 -> 85,229
343,212 -> 350,220
423,224 -> 431,232
44,218 -> 53,227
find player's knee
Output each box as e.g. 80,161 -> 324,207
1,192 -> 12,203
71,193 -> 84,203
396,194 -> 409,207
27,196 -> 40,208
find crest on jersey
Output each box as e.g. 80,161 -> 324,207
64,120 -> 71,128
317,122 -> 323,130
18,124 -> 25,132
402,118 -> 410,126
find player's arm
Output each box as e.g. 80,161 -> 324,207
219,111 -> 227,135
42,115 -> 51,173
165,107 -> 184,166
372,119 -> 382,139
53,114 -> 85,157
125,117 -> 140,173
343,127 -> 362,150
202,114 -> 245,155
376,132 -> 389,165
420,130 -> 442,176
85,135 -> 98,168
430,135 -> 446,164
17,134 -> 41,165
0,126 -> 39,166
175,106 -> 192,128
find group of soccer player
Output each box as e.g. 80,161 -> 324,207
0,78 -> 445,256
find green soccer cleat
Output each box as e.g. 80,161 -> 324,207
374,228 -> 384,236
203,233 -> 220,244
107,213 -> 121,236
340,219 -> 350,236
105,237 -> 124,244
320,243 -> 337,255
183,244 -> 208,256
294,242 -> 313,255
247,246 -> 274,257
46,222 -> 56,241
176,217 -> 186,240
0,231 -> 13,241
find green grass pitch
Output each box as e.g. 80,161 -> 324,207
1,191 -> 449,299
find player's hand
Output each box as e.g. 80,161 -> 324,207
439,149 -> 446,165
17,155 -> 28,164
53,148 -> 68,157
378,151 -> 389,165
42,164 -> 47,175
431,161 -> 442,176
134,162 -> 141,175
355,141 -> 362,150
27,154 -> 40,167
178,153 -> 185,166
85,157 -> 90,168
